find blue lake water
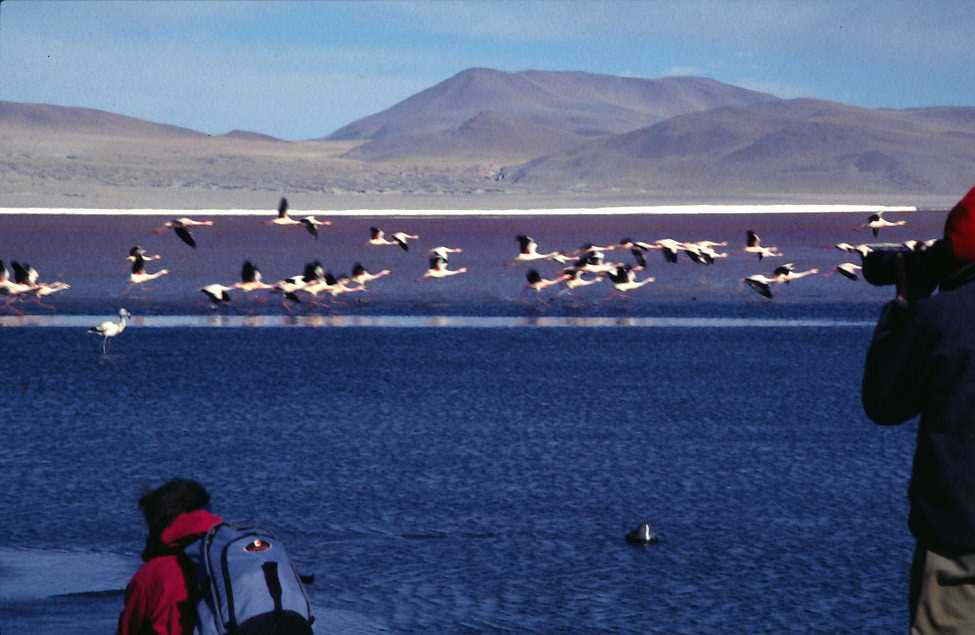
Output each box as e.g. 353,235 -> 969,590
1,319 -> 915,633
0,211 -> 932,632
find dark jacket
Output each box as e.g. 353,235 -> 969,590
117,509 -> 223,635
863,265 -> 975,552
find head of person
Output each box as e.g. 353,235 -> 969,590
138,478 -> 210,560
944,185 -> 975,267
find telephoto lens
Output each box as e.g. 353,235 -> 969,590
862,239 -> 952,301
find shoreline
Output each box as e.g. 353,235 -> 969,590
0,204 -> 920,216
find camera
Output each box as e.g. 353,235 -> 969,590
862,239 -> 953,301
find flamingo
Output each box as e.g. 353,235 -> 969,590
269,197 -> 298,225
350,263 -> 391,287
605,264 -> 654,293
525,269 -> 566,292
157,218 -> 212,248
835,263 -> 862,280
864,213 -> 907,237
129,255 -> 169,286
127,246 -> 161,262
234,261 -> 274,292
619,238 -> 654,268
88,308 -> 131,354
743,263 -> 818,299
0,261 -> 39,310
561,268 -> 601,290
369,227 -> 418,251
686,240 -> 728,262
422,256 -> 467,279
200,284 -> 232,306
773,263 -> 820,283
429,246 -> 463,261
299,216 -> 330,238
25,281 -> 71,309
744,230 -> 782,260
573,249 -> 617,274
515,235 -> 567,263
834,242 -> 873,259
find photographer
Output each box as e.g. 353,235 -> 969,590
863,186 -> 975,632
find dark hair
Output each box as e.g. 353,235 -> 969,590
139,478 -> 210,560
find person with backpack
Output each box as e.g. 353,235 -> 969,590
118,477 -> 314,635
118,478 -> 222,635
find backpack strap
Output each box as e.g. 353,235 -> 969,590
261,562 -> 284,613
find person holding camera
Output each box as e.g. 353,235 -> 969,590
863,186 -> 975,633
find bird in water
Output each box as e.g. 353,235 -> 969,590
157,218 -> 213,248
625,522 -> 658,545
88,308 -> 131,354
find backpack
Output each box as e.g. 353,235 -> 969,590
183,523 -> 315,635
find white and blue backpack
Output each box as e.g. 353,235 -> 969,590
183,523 -> 315,635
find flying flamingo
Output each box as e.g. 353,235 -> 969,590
157,218 -> 213,248
129,255 -> 169,286
200,284 -> 232,306
422,256 -> 467,279
369,227 -> 418,251
605,264 -> 654,293
744,231 -> 782,260
560,267 -> 602,291
525,269 -> 567,292
515,235 -> 568,263
234,261 -> 274,293
835,263 -> 862,280
350,263 -> 391,287
864,213 -> 907,237
127,246 -> 161,262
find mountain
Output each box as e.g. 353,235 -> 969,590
342,111 -> 587,162
0,101 -> 206,138
219,129 -> 285,142
510,99 -> 975,195
325,68 -> 777,141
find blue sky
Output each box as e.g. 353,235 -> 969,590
1,1 -> 974,140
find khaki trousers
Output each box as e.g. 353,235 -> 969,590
911,543 -> 975,633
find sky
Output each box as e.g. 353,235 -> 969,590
1,1 -> 974,140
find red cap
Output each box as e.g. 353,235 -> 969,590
944,186 -> 975,262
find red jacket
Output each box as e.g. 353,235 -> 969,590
117,509 -> 223,635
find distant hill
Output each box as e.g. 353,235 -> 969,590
510,99 -> 975,195
325,68 -> 777,142
219,129 -> 286,142
343,111 -> 587,162
0,101 -> 206,138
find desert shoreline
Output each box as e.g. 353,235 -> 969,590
0,203 -> 919,216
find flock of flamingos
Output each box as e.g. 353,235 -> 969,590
0,197 -> 920,349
